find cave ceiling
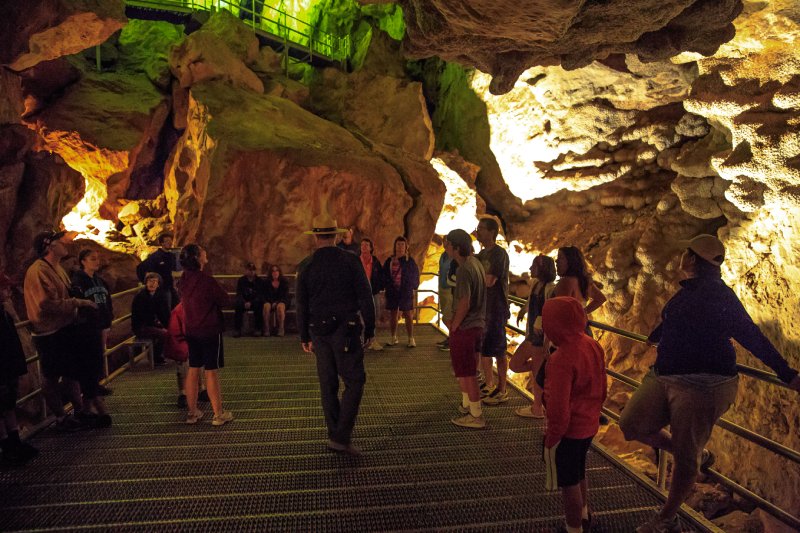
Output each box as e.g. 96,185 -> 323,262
364,0 -> 743,94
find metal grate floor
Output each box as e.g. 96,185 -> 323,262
0,326 -> 705,532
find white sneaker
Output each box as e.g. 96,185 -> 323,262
407,337 -> 416,348
369,342 -> 383,351
451,413 -> 486,429
185,410 -> 203,425
390,336 -> 399,345
211,410 -> 234,426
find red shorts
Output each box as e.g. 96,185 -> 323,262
449,327 -> 483,378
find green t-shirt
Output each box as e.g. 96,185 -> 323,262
453,256 -> 486,331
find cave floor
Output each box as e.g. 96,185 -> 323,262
0,326 -> 706,532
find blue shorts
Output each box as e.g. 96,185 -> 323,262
481,314 -> 507,357
187,335 -> 225,370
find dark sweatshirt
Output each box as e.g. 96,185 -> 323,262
296,246 -> 375,343
649,276 -> 798,384
178,270 -> 229,337
542,296 -> 607,448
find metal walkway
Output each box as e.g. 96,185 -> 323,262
0,326 -> 705,531
124,0 -> 350,69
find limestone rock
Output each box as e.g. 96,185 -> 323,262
118,19 -> 185,90
311,68 -> 435,160
164,81 -> 430,271
32,71 -> 171,231
712,510 -> 763,533
17,58 -> 81,118
0,0 -> 127,71
249,46 -> 283,76
398,0 -> 741,94
0,69 -> 24,124
686,483 -> 734,519
168,35 -> 263,93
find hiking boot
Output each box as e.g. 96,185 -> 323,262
211,410 -> 234,426
177,394 -> 187,408
198,389 -> 210,403
327,439 -> 362,456
185,410 -> 204,425
635,514 -> 680,533
482,388 -> 509,405
451,413 -> 487,429
514,405 -> 544,419
407,337 -> 416,348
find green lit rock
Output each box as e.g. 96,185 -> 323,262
361,3 -> 405,41
118,19 -> 185,90
199,9 -> 259,63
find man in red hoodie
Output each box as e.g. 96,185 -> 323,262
541,296 -> 607,533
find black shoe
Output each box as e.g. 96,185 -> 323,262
54,415 -> 84,433
253,330 -> 262,337
438,339 -> 450,351
97,384 -> 113,396
15,441 -> 39,461
700,449 -> 716,473
177,394 -> 187,408
599,414 -> 609,425
198,390 -> 210,403
95,414 -> 112,428
154,357 -> 167,367
233,330 -> 242,338
582,511 -> 592,532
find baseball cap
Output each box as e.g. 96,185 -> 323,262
33,230 -> 71,257
446,229 -> 473,253
680,234 -> 725,266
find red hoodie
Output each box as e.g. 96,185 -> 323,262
541,296 -> 607,448
164,303 -> 189,362
177,270 -> 229,337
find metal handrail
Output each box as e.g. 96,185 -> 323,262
125,0 -> 350,61
429,271 -> 800,529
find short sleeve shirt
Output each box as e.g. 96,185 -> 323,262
454,256 -> 486,331
477,244 -> 510,320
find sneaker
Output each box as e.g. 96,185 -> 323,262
635,514 -> 680,533
277,327 -> 284,337
457,404 -> 469,414
212,410 -> 234,426
94,414 -> 112,428
369,341 -> 383,351
700,449 -> 715,472
389,336 -> 399,346
514,405 -> 545,419
253,330 -> 263,337
153,357 -> 167,367
327,439 -> 362,456
482,388 -> 509,405
438,339 -> 450,351
185,410 -> 204,424
479,382 -> 491,397
54,415 -> 84,433
198,390 -> 210,403
451,413 -> 486,429
407,337 -> 416,348
177,394 -> 187,408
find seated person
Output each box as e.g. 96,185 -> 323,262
131,272 -> 171,366
262,264 -> 290,336
234,262 -> 264,337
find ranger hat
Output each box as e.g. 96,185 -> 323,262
303,212 -> 348,235
680,234 -> 725,266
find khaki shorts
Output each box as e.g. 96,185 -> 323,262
619,370 -> 738,471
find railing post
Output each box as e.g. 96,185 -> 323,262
657,451 -> 668,490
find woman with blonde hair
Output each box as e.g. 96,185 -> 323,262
382,236 -> 420,347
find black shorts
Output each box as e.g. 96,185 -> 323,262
481,314 -> 507,357
187,334 -> 225,370
0,378 -> 19,410
72,325 -> 105,399
33,326 -> 82,380
547,436 -> 594,488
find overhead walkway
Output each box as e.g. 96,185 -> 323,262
0,326 -> 710,531
124,0 -> 351,69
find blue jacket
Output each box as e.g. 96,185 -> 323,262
383,256 -> 419,303
649,276 -> 798,383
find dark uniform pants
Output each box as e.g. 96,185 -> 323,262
312,323 -> 366,445
234,296 -> 264,331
